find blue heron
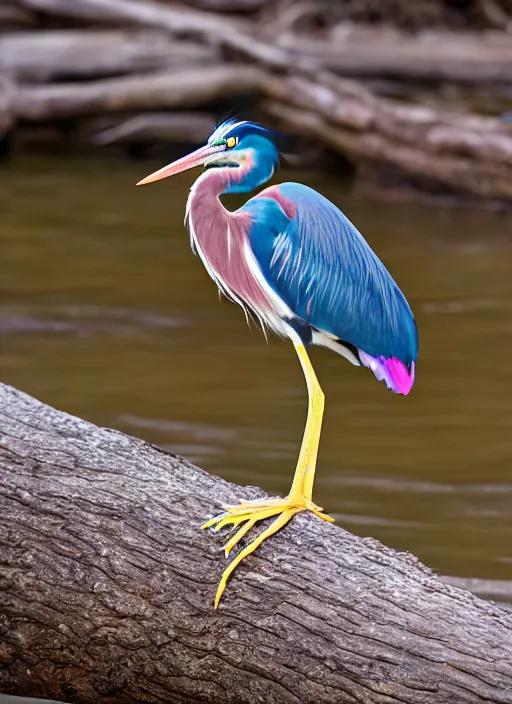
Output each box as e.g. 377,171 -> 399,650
138,120 -> 418,607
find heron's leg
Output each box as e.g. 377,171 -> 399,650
201,333 -> 334,607
287,337 -> 325,503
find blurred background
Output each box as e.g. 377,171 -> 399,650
2,0 -> 512,643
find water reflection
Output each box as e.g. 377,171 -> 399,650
1,155 -> 512,583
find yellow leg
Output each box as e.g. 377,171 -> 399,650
201,334 -> 334,607
288,338 -> 326,502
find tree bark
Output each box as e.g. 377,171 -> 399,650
0,31 -> 218,83
0,383 -> 512,704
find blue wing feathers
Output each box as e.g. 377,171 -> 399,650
242,183 -> 418,367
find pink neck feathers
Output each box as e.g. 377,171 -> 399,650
187,168 -> 270,313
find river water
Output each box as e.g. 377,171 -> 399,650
1,154 -> 512,585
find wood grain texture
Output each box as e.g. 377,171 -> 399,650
0,382 -> 511,704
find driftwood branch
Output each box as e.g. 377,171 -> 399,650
263,75 -> 512,201
13,65 -> 262,121
0,30 -> 218,83
9,60 -> 512,201
1,383 -> 512,704
20,0 -> 512,84
18,0 -> 300,70
282,28 -> 512,85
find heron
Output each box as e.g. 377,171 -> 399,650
137,119 -> 418,607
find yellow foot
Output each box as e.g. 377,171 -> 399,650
201,495 -> 335,608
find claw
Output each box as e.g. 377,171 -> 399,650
200,514 -> 227,530
213,508 -> 296,608
223,518 -> 257,557
201,494 -> 335,607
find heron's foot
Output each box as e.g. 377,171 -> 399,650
201,494 -> 334,607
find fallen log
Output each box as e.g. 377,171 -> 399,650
17,0 -> 512,84
18,0 -> 300,70
262,75 -> 512,202
13,65 -> 263,121
0,30 -> 217,83
280,28 -> 512,85
264,75 -> 512,165
1,382 -> 512,704
11,63 -> 512,202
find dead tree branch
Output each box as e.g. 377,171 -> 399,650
13,65 -> 263,120
0,30 -> 217,83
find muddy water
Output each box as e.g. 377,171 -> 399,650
2,154 -> 512,583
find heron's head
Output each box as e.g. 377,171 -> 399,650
137,120 -> 280,188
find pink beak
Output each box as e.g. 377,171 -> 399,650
136,144 -> 221,185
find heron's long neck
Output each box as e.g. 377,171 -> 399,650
186,164 -> 271,314
186,165 -> 248,253
186,168 -> 237,234
186,157 -> 263,225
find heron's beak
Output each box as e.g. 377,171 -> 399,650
136,144 -> 222,185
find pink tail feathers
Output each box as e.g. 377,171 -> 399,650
359,351 -> 415,395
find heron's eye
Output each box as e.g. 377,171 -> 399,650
226,137 -> 238,149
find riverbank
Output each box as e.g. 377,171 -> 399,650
2,0 -> 512,206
